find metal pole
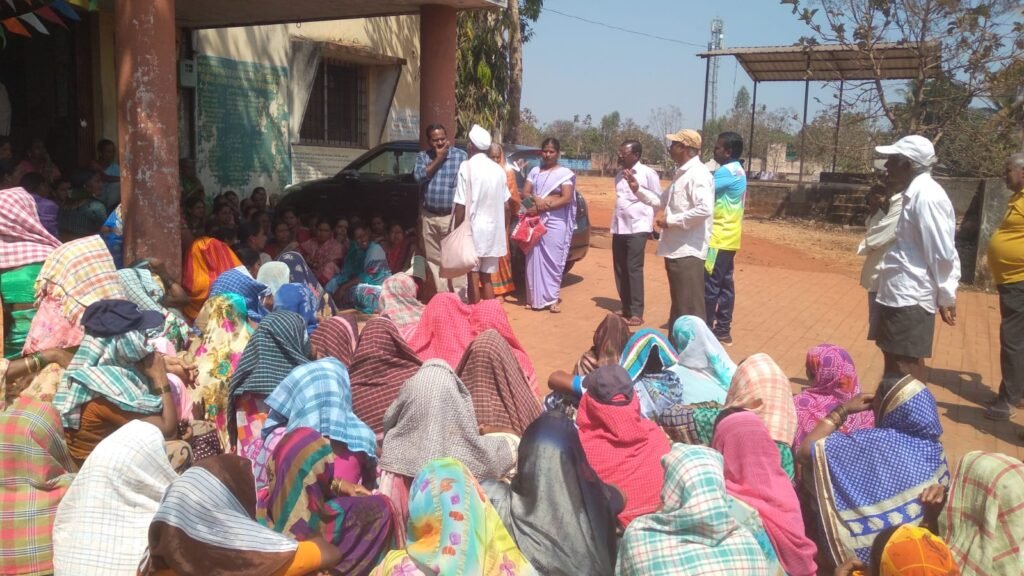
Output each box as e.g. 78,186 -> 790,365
747,81 -> 758,170
799,77 -> 810,185
831,80 -> 844,173
701,56 -> 711,142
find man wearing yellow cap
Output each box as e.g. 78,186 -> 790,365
634,129 -> 714,327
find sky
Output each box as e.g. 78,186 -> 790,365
521,0 -> 837,132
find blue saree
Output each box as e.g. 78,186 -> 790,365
810,375 -> 949,565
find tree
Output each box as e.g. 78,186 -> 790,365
784,0 -> 1024,143
455,1 -> 544,142
733,86 -> 751,113
794,109 -> 883,173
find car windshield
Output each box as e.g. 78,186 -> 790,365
351,148 -> 418,181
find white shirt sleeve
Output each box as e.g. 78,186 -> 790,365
918,194 -> 961,307
453,166 -> 468,206
860,196 -> 903,255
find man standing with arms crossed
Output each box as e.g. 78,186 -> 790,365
414,124 -> 468,292
636,129 -> 714,328
984,152 -> 1024,420
705,132 -> 746,345
873,135 -> 960,382
616,140 -> 661,326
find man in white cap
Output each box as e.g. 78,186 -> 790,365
452,124 -> 511,303
635,129 -> 714,327
873,135 -> 960,381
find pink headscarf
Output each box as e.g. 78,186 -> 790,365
792,344 -> 874,450
407,293 -> 536,392
713,411 -> 818,576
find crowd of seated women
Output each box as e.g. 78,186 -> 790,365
1,180 -> 1022,576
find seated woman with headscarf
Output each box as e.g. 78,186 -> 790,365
0,187 -> 62,359
141,454 -> 347,576
659,353 -> 799,479
327,225 -> 392,314
273,283 -> 318,336
252,358 -> 378,496
277,251 -> 337,322
377,361 -> 517,533
348,317 -> 422,435
377,273 -> 424,341
227,311 -> 310,460
118,267 -> 191,351
545,313 -> 631,414
209,266 -> 271,323
916,450 -> 1023,576
23,235 -> 126,355
372,458 -> 537,576
616,444 -> 770,575
182,236 -> 241,321
483,411 -> 621,576
793,344 -> 875,453
456,330 -> 542,436
310,313 -> 358,366
54,300 -> 181,466
713,410 -> 818,576
263,428 -> 394,576
797,374 -> 949,568
186,294 -> 253,449
0,398 -> 77,576
53,420 -> 179,576
671,315 -> 736,391
576,364 -> 671,528
408,292 -> 536,391
300,220 -> 345,286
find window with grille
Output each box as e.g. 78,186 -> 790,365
299,60 -> 369,148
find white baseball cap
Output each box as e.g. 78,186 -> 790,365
875,135 -> 936,167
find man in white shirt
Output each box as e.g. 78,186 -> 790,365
635,129 -> 714,328
858,183 -> 904,341
453,124 -> 511,303
616,140 -> 662,326
874,135 -> 960,380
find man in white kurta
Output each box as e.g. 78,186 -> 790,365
453,124 -> 511,302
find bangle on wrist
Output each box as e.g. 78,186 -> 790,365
153,385 -> 172,395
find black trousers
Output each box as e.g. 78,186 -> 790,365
666,256 -> 706,328
612,233 -> 648,318
997,281 -> 1024,405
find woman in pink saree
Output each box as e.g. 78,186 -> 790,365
521,138 -> 576,313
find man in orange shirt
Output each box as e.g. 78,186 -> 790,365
984,152 -> 1024,420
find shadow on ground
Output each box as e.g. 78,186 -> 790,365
591,296 -> 620,313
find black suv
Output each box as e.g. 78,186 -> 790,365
277,140 -> 590,274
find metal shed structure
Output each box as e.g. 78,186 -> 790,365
698,42 -> 941,180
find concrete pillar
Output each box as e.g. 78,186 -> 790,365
419,5 -> 457,146
115,0 -> 182,278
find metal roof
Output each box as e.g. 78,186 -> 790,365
698,42 -> 940,82
176,0 -> 505,29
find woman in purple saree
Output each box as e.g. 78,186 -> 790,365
522,137 -> 576,313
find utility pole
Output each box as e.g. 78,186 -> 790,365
708,18 -> 724,123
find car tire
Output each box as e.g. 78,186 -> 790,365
563,260 -> 575,275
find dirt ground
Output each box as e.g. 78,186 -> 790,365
506,175 -> 870,391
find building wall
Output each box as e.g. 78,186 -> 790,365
192,15 -> 421,200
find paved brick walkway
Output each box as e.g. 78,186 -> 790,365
506,241 -> 1022,465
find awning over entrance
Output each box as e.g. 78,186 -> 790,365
176,0 -> 506,29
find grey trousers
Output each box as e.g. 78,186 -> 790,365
666,256 -> 706,328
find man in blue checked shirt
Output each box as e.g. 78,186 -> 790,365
414,123 -> 468,292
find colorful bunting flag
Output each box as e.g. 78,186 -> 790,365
2,17 -> 30,37
50,0 -> 80,21
18,12 -> 48,34
36,6 -> 68,28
